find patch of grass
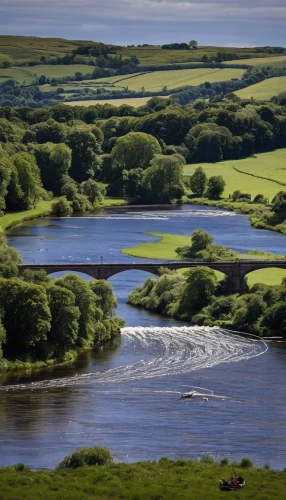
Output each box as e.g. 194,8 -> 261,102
0,66 -> 36,84
118,45 -> 278,66
0,459 -> 284,499
96,68 -> 245,92
121,232 -> 192,260
226,55 -> 286,68
0,200 -> 55,233
235,76 -> 286,101
246,268 -> 286,287
184,149 -> 286,200
64,96 -> 162,107
0,64 -> 94,85
102,197 -> 127,207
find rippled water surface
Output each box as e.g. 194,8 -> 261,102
1,206 -> 285,469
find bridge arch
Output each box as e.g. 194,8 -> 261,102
243,266 -> 286,289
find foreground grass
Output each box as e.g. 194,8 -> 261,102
121,232 -> 286,286
0,459 -> 284,500
0,200 -> 55,233
96,68 -> 244,92
235,76 -> 286,101
184,149 -> 286,200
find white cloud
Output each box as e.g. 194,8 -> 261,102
0,0 -> 285,24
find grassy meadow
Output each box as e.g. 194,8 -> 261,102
227,55 -> 286,68
184,149 -> 286,200
65,96 -> 161,107
96,68 -> 245,92
0,459 -> 285,500
235,76 -> 286,101
0,200 -> 55,233
0,35 -> 98,64
118,45 -> 278,66
0,64 -> 94,84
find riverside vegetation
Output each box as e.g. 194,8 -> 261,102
128,229 -> 286,338
0,447 -> 285,500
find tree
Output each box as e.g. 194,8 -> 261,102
111,132 -> 161,173
142,154 -> 185,203
179,267 -> 217,316
190,167 -> 207,196
34,142 -> 72,194
189,40 -> 198,49
9,153 -> 44,209
191,229 -> 213,252
56,274 -> 101,347
206,175 -> 226,199
80,179 -> 105,206
52,197 -> 73,216
47,285 -> 80,351
89,280 -> 117,318
0,279 -> 51,356
67,129 -> 102,182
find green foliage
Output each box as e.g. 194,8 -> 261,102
56,446 -> 113,469
191,228 -> 213,252
206,175 -> 226,199
142,154 -> 185,203
239,457 -> 253,468
89,280 -> 117,318
34,142 -> 72,194
190,166 -> 207,196
52,196 -> 73,216
47,285 -> 80,351
67,128 -> 102,182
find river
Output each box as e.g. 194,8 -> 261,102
0,205 -> 285,470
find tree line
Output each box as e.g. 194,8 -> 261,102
0,237 -> 124,368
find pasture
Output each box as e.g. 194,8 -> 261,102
64,96 -> 163,107
0,64 -> 94,84
235,76 -> 286,101
227,55 -> 286,68
184,149 -> 286,200
118,45 -> 276,66
0,35 -> 98,63
97,68 -> 244,92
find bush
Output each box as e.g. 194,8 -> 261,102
200,455 -> 215,464
14,463 -> 31,472
220,457 -> 229,466
239,456 -> 253,468
56,446 -> 113,469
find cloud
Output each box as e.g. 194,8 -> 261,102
0,0 -> 285,24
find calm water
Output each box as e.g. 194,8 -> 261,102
0,205 -> 285,470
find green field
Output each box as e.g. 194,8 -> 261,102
0,200 -> 55,233
184,149 -> 286,200
118,45 -> 277,66
97,68 -> 244,92
235,76 -> 286,100
0,64 -> 94,84
0,35 -> 98,64
227,55 -> 286,68
0,458 -> 285,500
65,96 -> 164,107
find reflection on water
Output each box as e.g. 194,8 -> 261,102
1,207 -> 286,470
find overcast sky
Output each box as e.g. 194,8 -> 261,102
0,0 -> 285,47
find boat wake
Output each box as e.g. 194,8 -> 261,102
1,326 -> 267,392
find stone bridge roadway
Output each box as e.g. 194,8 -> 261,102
18,260 -> 286,293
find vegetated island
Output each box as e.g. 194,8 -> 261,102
126,229 -> 286,338
0,445 -> 285,500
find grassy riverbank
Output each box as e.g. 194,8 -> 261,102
0,458 -> 284,500
122,232 -> 286,286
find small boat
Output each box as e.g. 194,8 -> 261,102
219,477 -> 245,491
182,390 -> 226,399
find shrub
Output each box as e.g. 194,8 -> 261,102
200,455 -> 215,464
56,446 -> 113,469
220,457 -> 229,466
14,463 -> 31,472
239,456 -> 253,468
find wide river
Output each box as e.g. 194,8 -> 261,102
0,205 -> 285,470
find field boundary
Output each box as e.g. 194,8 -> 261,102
233,166 -> 286,187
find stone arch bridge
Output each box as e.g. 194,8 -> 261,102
18,260 -> 286,293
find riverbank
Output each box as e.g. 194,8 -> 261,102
0,457 -> 284,499
0,197 -> 127,234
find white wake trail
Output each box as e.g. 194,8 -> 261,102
1,327 -> 267,391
